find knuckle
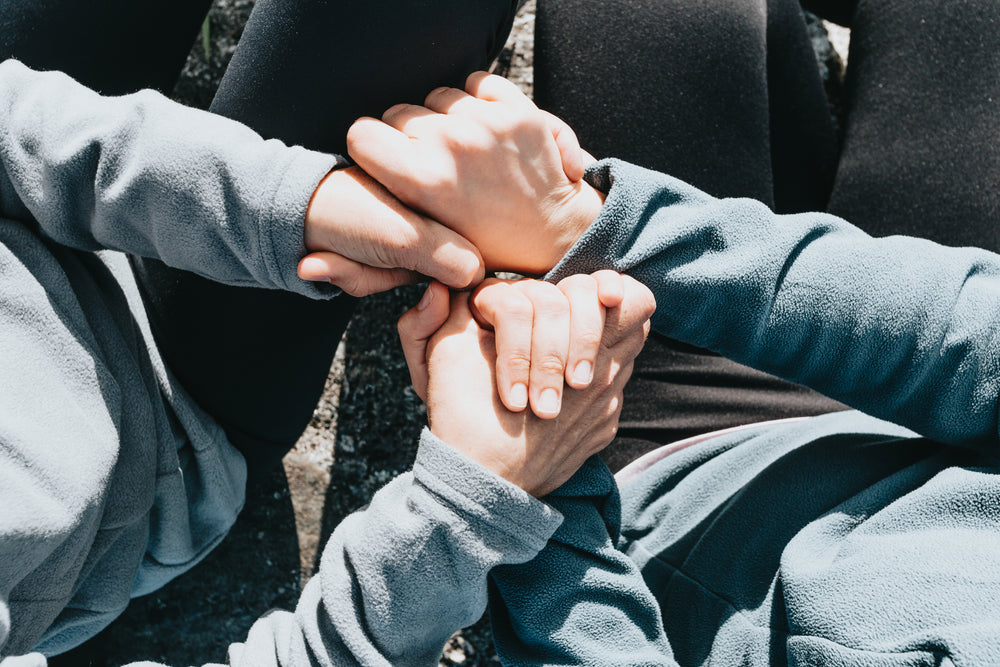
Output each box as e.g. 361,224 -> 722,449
503,353 -> 532,376
345,122 -> 367,152
339,278 -> 372,298
425,86 -> 452,102
499,293 -> 534,323
573,330 -> 603,351
396,312 -> 413,336
559,273 -> 597,295
381,103 -> 410,122
526,286 -> 570,317
533,355 -> 566,376
445,123 -> 492,152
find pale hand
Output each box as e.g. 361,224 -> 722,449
397,277 -> 654,497
345,72 -> 605,276
297,166 -> 485,296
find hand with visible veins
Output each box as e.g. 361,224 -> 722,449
296,165 -> 485,296
306,72 -> 605,277
397,277 -> 653,497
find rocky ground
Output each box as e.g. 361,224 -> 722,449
52,2 -> 847,665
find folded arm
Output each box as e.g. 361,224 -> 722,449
0,60 -> 484,298
221,430 -> 562,667
550,159 -> 1000,449
0,59 -> 341,296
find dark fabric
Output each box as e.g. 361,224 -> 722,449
538,0 -> 1000,470
799,0 -> 857,27
0,0 -> 212,96
0,0 -> 519,478
827,0 -> 1000,249
536,0 -> 848,470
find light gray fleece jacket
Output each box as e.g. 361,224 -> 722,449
0,60 -> 564,665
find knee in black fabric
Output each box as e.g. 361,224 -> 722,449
0,0 -> 213,95
535,0 -> 776,201
211,0 -> 520,154
828,0 -> 1000,248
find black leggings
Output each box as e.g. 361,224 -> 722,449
535,0 -> 1000,469
0,0 -> 519,476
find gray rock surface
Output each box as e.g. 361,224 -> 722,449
50,2 -> 845,665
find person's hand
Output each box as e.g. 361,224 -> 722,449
343,72 -> 605,276
397,277 -> 654,497
296,166 -> 485,296
470,271 -> 628,418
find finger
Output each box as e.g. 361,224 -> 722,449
516,281 -> 571,419
465,71 -> 536,111
309,163 -> 486,289
602,276 -> 657,347
472,281 -> 533,411
380,102 -> 439,133
469,277 -> 517,330
542,110 -> 587,182
424,86 -> 485,115
397,281 -> 451,401
592,270 -> 626,309
346,117 -> 425,204
298,251 -> 423,297
557,274 -> 605,389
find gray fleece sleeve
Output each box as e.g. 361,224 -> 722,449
489,456 -> 677,666
198,429 -> 559,667
549,158 -> 1000,451
0,59 -> 342,298
0,431 -> 561,666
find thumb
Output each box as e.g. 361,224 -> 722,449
397,281 -> 451,401
298,251 -> 423,297
543,110 -> 589,182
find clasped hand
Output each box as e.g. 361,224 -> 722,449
398,274 -> 654,497
298,72 -> 615,419
297,71 -> 604,293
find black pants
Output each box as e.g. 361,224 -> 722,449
0,0 -> 519,477
534,0 -> 1000,469
7,1 -> 999,473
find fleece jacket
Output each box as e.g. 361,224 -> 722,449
486,159 -> 1000,666
4,57 -> 1000,666
0,60 -> 570,667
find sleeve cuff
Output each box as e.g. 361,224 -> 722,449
261,148 -> 350,299
545,158 -> 713,284
412,428 -> 563,552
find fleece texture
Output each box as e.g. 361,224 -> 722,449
506,158 -> 1000,665
0,60 -> 565,667
0,59 -> 338,658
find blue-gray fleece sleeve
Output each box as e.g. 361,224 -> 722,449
0,59 -> 342,297
550,158 -> 1000,451
489,457 -> 677,666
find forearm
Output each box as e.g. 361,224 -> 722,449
0,60 -> 341,297
211,430 -> 560,667
550,159 -> 1000,449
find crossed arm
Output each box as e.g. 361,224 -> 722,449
6,53 -> 1000,665
0,60 -> 662,664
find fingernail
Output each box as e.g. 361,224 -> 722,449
574,360 -> 593,385
509,383 -> 528,409
539,388 -> 560,415
299,256 -> 327,281
417,285 -> 434,311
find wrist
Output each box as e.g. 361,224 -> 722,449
303,165 -> 367,250
547,180 -> 605,270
